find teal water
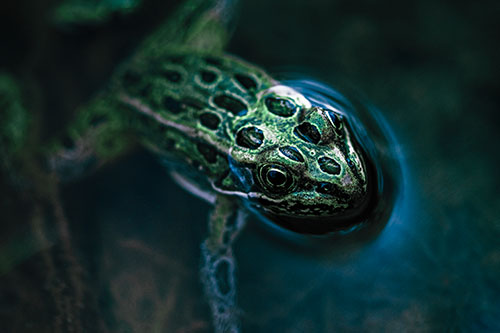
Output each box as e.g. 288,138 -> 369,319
1,0 -> 499,331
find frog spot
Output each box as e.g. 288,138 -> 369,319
294,122 -> 321,144
235,126 -> 264,149
162,96 -> 182,114
199,112 -> 220,130
279,146 -> 304,162
181,97 -> 204,110
318,156 -> 341,175
200,70 -> 217,84
234,73 -> 257,91
213,94 -> 247,115
196,142 -> 218,164
162,69 -> 182,83
204,56 -> 222,66
265,97 -> 296,117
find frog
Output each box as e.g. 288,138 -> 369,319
0,0 -> 375,332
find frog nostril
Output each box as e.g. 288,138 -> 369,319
326,110 -> 344,135
346,157 -> 355,169
316,182 -> 335,195
326,110 -> 342,128
315,182 -> 352,202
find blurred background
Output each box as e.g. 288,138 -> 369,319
1,0 -> 499,331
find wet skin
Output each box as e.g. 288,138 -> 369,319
0,2 -> 375,331
48,52 -> 372,234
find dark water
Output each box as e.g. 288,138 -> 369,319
1,0 -> 499,331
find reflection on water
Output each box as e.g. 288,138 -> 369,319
1,0 -> 499,331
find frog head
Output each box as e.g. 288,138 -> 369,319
221,85 -> 374,234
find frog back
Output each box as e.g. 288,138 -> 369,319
116,52 -> 275,185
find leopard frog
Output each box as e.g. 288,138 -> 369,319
43,53 -> 374,333
0,0 -> 376,331
50,53 -> 373,234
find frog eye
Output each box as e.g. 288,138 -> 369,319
266,168 -> 287,186
258,164 -> 295,194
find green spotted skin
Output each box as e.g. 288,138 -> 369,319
0,2 -> 372,332
50,52 -> 371,234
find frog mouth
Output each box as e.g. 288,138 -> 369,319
247,191 -> 348,216
246,175 -> 377,235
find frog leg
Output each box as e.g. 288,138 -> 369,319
45,95 -> 136,182
201,195 -> 247,333
132,0 -> 239,66
49,0 -> 242,179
